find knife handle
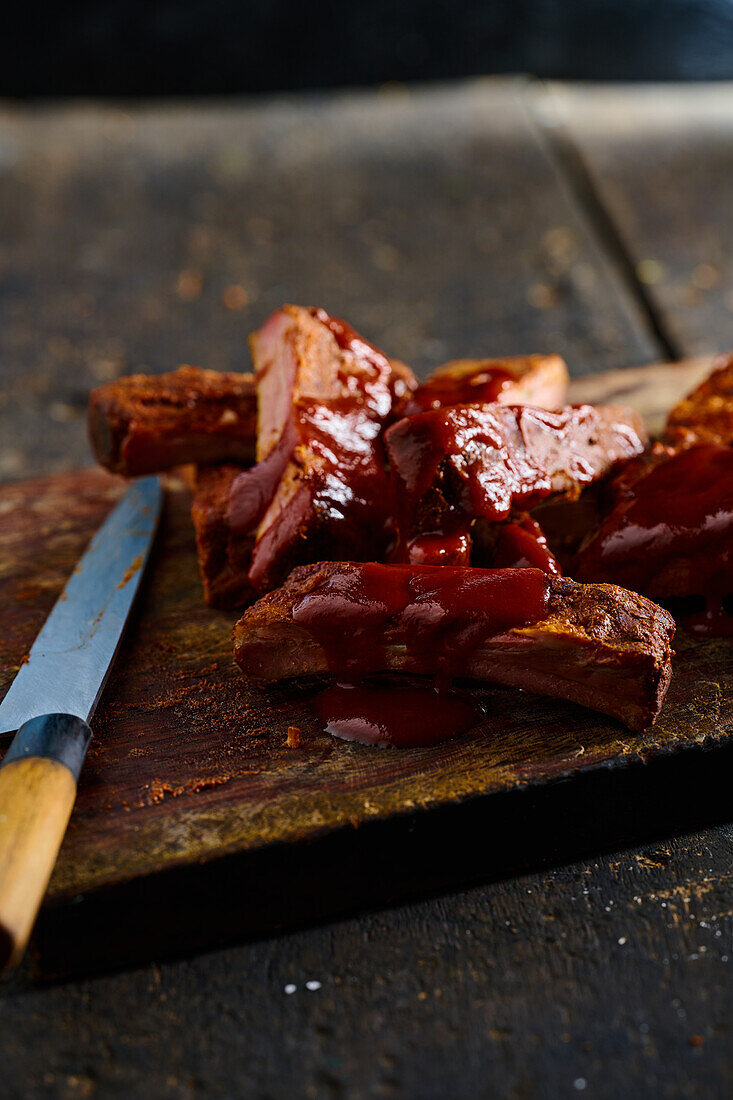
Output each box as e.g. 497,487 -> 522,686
0,714 -> 92,972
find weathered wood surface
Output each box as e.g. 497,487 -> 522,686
0,356 -> 730,974
0,84 -> 731,1099
0,82 -> 659,482
541,84 -> 733,359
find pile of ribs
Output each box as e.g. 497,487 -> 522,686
88,305 -> 733,737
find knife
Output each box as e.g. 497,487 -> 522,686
0,476 -> 162,971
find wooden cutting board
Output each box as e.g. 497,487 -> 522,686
1,356 -> 731,978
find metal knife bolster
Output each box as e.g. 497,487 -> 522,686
2,715 -> 93,781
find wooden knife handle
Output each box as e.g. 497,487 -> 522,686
0,714 -> 92,972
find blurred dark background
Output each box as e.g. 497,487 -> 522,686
4,0 -> 733,97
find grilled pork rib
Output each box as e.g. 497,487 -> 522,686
573,443 -> 733,601
231,305 -> 417,592
573,360 -> 733,604
385,402 -> 648,565
233,562 -> 675,730
88,366 -> 257,476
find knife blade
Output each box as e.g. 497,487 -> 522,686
0,475 -> 162,971
0,476 -> 162,735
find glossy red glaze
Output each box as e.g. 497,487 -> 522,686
291,563 -> 551,678
404,531 -> 472,566
310,307 -> 393,381
491,516 -> 562,575
405,367 -> 515,414
385,403 -> 646,567
575,445 -> 733,597
312,681 -> 482,748
243,306 -> 404,589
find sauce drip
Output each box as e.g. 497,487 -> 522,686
405,367 -> 515,414
575,445 -> 733,597
292,563 -> 551,679
312,681 -> 482,748
490,515 -> 562,575
404,531 -> 472,566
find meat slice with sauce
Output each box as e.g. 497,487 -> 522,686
230,305 -> 417,592
384,402 -> 648,565
572,360 -> 733,627
573,443 -> 733,623
233,561 -> 675,731
88,366 -> 257,476
403,354 -> 569,415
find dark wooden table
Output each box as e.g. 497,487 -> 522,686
0,80 -> 730,1099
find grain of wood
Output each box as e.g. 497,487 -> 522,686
538,83 -> 733,360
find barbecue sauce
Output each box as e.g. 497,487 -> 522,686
236,306 -> 405,588
385,404 -> 645,566
574,445 -> 733,611
489,515 -> 562,575
296,563 -> 551,747
405,367 -> 515,414
311,307 -> 392,380
293,563 -> 550,677
404,531 -> 472,566
312,682 -> 482,748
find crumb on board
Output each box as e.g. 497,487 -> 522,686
284,725 -> 301,749
144,774 -> 231,805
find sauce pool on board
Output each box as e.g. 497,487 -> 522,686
294,563 -> 551,749
311,681 -> 483,748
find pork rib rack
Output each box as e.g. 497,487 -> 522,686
233,562 -> 675,731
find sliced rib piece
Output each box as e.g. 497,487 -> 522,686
665,352 -> 733,448
574,443 -> 733,601
385,403 -> 648,565
404,354 -> 569,415
235,305 -> 416,592
191,465 -> 256,609
233,562 -> 675,730
88,366 -> 257,476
